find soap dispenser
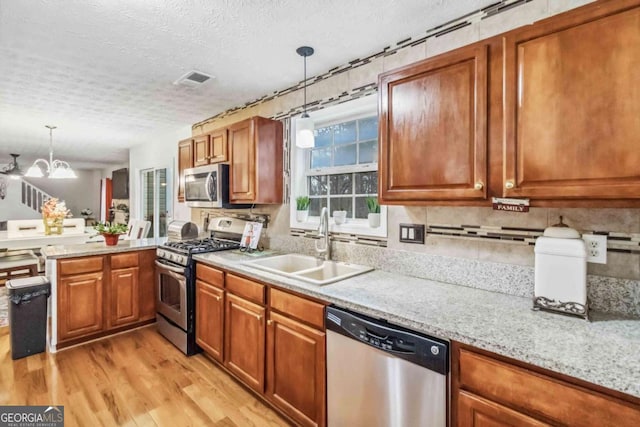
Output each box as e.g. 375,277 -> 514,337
533,217 -> 588,320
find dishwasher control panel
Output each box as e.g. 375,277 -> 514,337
326,306 -> 449,375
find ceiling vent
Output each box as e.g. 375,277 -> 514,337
173,70 -> 214,87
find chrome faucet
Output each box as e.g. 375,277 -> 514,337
315,207 -> 331,260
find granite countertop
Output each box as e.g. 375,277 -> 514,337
41,237 -> 165,259
193,251 -> 640,399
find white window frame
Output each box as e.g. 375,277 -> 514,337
139,166 -> 173,238
289,96 -> 387,238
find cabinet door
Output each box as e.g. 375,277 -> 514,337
266,311 -> 326,427
458,391 -> 550,427
209,129 -> 228,163
196,279 -> 224,362
228,118 -> 256,203
193,134 -> 210,167
224,292 -> 265,392
109,267 -> 140,328
503,5 -> 640,199
138,249 -> 156,321
58,272 -> 104,341
177,138 -> 193,202
379,44 -> 488,202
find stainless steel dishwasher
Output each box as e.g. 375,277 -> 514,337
326,306 -> 448,427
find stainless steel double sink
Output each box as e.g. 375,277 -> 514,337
242,254 -> 373,285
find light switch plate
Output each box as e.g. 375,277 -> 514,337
399,223 -> 425,244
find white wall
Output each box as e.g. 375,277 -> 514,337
129,125 -> 192,223
0,178 -> 42,221
0,170 -> 102,221
101,162 -> 129,179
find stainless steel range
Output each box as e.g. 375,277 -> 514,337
155,217 -> 246,355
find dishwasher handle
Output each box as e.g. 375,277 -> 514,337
326,306 -> 448,375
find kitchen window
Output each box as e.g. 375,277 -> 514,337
290,96 -> 387,238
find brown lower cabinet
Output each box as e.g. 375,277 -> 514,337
57,249 -> 156,346
195,263 -> 327,427
58,270 -> 104,340
109,266 -> 140,327
224,292 -> 266,392
195,279 -> 224,362
452,341 -> 640,426
266,311 -> 326,427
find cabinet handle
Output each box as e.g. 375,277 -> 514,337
474,181 -> 484,191
267,320 -> 273,326
505,180 -> 515,189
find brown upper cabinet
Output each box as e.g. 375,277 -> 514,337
378,44 -> 488,203
503,1 -> 640,200
177,138 -> 193,203
194,129 -> 228,167
228,116 -> 283,204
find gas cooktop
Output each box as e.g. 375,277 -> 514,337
163,238 -> 240,254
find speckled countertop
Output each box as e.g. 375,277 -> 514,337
194,251 -> 640,399
41,238 -> 165,259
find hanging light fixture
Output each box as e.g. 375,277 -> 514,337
25,125 -> 77,179
296,46 -> 315,149
0,154 -> 24,180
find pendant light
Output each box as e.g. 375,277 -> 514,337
25,125 -> 77,179
296,46 -> 315,149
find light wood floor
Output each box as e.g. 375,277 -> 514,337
0,325 -> 290,427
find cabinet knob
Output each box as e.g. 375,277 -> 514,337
267,320 -> 273,326
474,181 -> 484,191
505,180 -> 515,189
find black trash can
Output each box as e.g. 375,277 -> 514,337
6,276 -> 51,359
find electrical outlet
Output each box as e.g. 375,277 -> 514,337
583,234 -> 607,264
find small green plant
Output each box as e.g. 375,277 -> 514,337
296,196 -> 310,210
366,197 -> 380,214
94,221 -> 128,235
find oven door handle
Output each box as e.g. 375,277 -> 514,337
155,260 -> 186,275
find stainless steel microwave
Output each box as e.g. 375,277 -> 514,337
184,164 -> 249,208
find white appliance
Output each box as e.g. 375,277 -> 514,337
534,217 -> 588,319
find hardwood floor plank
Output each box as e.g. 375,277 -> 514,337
0,325 -> 289,426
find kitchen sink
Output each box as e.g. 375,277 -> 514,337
242,254 -> 373,285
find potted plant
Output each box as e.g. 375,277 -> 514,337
295,196 -> 311,222
94,222 -> 128,246
366,197 -> 381,228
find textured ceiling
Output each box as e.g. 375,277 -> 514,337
0,0 -> 497,169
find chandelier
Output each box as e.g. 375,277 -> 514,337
25,125 -> 77,179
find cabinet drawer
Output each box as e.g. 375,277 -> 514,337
196,263 -> 224,288
226,274 -> 264,304
59,256 -> 103,276
269,287 -> 325,329
111,252 -> 138,270
458,348 -> 640,426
